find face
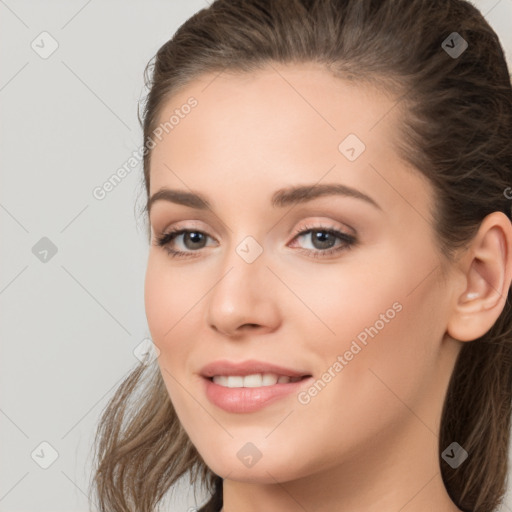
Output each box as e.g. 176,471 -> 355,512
144,62 -> 458,483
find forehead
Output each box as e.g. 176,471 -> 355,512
147,62 -> 432,218
153,62 -> 400,150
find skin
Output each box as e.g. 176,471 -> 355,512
144,62 -> 512,512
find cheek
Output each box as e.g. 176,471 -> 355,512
315,271 -> 444,430
144,252 -> 214,403
316,239 -> 444,366
302,249 -> 445,422
144,257 -> 170,344
144,254 -> 197,352
144,256 -> 199,412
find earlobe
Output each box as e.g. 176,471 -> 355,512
447,212 -> 512,342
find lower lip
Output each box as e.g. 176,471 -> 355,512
203,376 -> 313,413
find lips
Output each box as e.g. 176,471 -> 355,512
199,359 -> 314,413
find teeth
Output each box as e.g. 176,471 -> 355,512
212,373 -> 303,388
263,373 -> 278,386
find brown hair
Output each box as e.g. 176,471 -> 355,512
88,1 -> 512,511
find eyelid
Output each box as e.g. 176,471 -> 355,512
154,219 -> 217,238
290,219 -> 355,238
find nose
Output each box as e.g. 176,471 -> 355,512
205,243 -> 281,338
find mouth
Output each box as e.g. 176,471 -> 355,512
200,359 -> 312,381
199,360 -> 314,412
205,373 -> 312,388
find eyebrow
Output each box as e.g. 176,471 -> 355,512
146,183 -> 381,213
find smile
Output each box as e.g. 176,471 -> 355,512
211,373 -> 306,387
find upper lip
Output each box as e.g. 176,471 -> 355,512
200,359 -> 312,378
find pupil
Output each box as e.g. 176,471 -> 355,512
186,232 -> 205,248
313,230 -> 335,249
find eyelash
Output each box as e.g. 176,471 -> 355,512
154,223 -> 357,260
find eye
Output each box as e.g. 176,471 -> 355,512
154,223 -> 357,259
154,228 -> 217,258
289,223 -> 356,258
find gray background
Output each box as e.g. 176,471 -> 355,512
1,1 -> 511,511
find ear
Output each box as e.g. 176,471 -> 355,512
447,211 -> 512,342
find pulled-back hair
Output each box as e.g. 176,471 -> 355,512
89,1 -> 512,511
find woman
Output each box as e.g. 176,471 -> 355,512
89,1 -> 512,511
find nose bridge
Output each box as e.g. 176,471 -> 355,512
205,233 -> 280,335
210,233 -> 268,308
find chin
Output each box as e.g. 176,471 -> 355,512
198,445 -> 311,484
